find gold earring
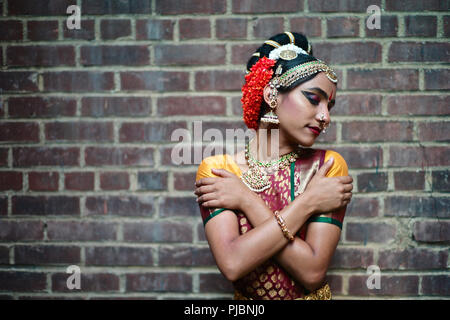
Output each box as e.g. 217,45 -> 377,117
261,88 -> 280,124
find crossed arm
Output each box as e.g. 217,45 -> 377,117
198,174 -> 344,291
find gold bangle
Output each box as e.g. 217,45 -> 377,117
274,210 -> 294,241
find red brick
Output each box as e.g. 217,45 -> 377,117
0,172 -> 22,191
405,16 -> 437,37
100,19 -> 131,40
0,197 -> 7,216
357,172 -> 388,192
384,196 -> 448,218
64,172 -> 94,191
199,273 -> 234,293
366,15 -> 398,37
52,273 -> 119,292
418,121 -> 450,142
389,146 -> 449,167
232,0 -> 302,13
45,122 -> 114,142
174,172 -> 197,191
81,97 -> 151,117
13,147 -> 79,167
314,42 -> 382,64
329,248 -> 374,269
413,220 -> 450,243
216,18 -> 247,39
137,171 -> 168,191
378,249 -> 448,270
120,71 -> 189,91
100,172 -> 130,190
347,69 -> 419,90
424,69 -> 450,90
136,19 -> 174,40
386,0 -> 449,11
119,121 -> 187,143
394,171 -> 425,191
159,197 -> 198,218
332,94 -> 382,116
0,72 -> 39,92
12,196 -> 80,216
348,275 -> 419,296
159,246 -> 215,266
123,221 -> 193,243
84,147 -> 154,167
332,146 -> 382,169
179,19 -> 211,40
0,122 -> 40,143
14,245 -> 80,265
43,72 -> 114,92
0,221 -> 44,241
156,0 -> 225,14
28,172 -> 58,191
154,44 -> 226,66
81,45 -> 150,66
0,272 -> 46,292
231,43 -> 259,65
126,273 -> 192,292
0,246 -> 9,264
388,42 -> 449,62
47,221 -> 117,241
8,0 -> 74,15
157,96 -> 226,116
289,17 -> 322,38
421,275 -> 450,296
309,0 -> 380,12
85,195 -> 155,217
7,46 -> 75,67
86,247 -> 154,266
345,197 -> 379,217
8,97 -> 77,118
63,20 -> 95,40
345,222 -> 396,244
432,170 -> 450,192
386,95 -> 450,116
82,0 -> 151,14
0,149 -> 8,167
445,16 -> 450,38
327,17 -> 359,38
0,21 -> 23,40
195,70 -> 244,91
342,121 -> 414,142
252,17 -> 284,39
27,20 -> 58,41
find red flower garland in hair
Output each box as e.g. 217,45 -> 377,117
241,57 -> 276,130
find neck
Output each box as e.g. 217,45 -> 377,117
252,128 -> 297,162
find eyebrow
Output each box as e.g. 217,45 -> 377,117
306,87 -> 333,102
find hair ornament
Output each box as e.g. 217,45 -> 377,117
264,40 -> 281,48
268,43 -> 309,61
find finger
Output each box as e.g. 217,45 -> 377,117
343,184 -> 353,192
194,185 -> 215,196
318,156 -> 334,176
202,200 -> 221,208
337,175 -> 353,184
197,193 -> 217,203
344,192 -> 352,201
211,168 -> 233,177
195,177 -> 218,187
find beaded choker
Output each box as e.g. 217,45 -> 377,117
241,141 -> 300,192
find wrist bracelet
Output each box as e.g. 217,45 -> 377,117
274,210 -> 294,241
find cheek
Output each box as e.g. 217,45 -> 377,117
279,96 -> 304,120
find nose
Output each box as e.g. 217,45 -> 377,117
316,105 -> 331,126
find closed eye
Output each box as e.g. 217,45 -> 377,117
302,91 -> 320,105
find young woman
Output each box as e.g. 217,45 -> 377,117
195,32 -> 353,300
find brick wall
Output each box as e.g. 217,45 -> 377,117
0,0 -> 448,299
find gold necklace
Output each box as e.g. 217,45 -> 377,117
241,141 -> 300,192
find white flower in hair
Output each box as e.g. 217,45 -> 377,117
269,43 -> 309,61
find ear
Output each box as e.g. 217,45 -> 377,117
263,84 -> 282,107
263,84 -> 272,106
